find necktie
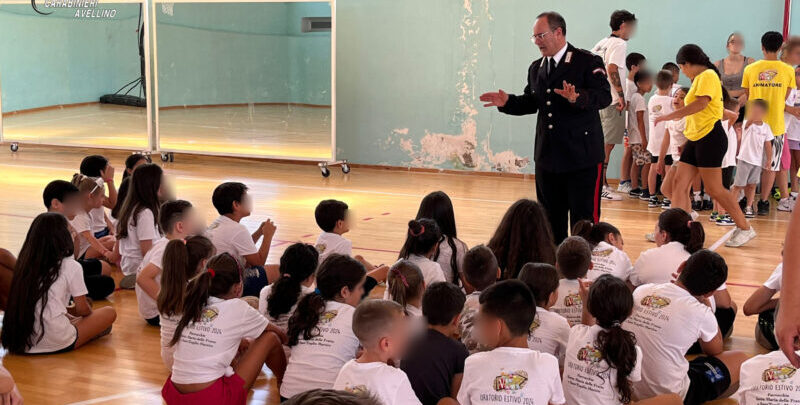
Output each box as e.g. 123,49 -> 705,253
547,57 -> 556,77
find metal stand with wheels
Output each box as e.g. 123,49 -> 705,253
318,159 -> 350,177
160,152 -> 174,162
9,142 -> 19,152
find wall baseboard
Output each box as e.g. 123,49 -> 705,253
2,101 -> 100,117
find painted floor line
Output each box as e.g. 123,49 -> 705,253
65,388 -> 162,405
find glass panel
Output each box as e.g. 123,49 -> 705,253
0,2 -> 149,149
155,1 -> 332,160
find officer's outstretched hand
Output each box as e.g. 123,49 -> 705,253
480,90 -> 509,107
554,81 -> 579,103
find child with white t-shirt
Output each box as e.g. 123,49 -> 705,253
116,163 -> 168,289
630,208 -> 704,287
625,250 -> 748,404
661,62 -> 681,96
386,260 -> 425,331
258,243 -> 319,359
656,88 -> 689,208
157,234 -> 215,370
135,200 -> 203,326
415,191 -> 469,286
627,70 -> 653,199
207,182 -> 276,297
563,274 -> 682,405
573,220 -> 633,281
550,236 -> 593,325
0,213 -> 116,355
163,253 -> 288,405
646,70 -> 676,207
396,219 -> 446,287
333,299 -> 421,405
79,155 -> 118,239
281,254 -> 366,400
731,100 -> 775,218
517,263 -> 570,365
70,174 -> 116,263
457,280 -> 565,405
736,349 -> 800,405
457,245 -> 500,353
743,254 -> 784,350
314,199 -> 385,274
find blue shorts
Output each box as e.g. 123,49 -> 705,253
242,265 -> 268,297
94,227 -> 110,239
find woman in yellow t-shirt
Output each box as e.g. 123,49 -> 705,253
654,44 -> 755,247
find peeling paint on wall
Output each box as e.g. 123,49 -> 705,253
386,0 -> 530,174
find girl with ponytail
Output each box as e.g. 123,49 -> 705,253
414,191 -> 469,286
164,253 -> 287,405
387,260 -> 426,336
258,243 -> 318,359
281,254 -> 365,400
396,218 -> 446,288
653,44 -> 755,248
157,235 -> 215,369
572,220 -> 633,281
629,208 -> 705,287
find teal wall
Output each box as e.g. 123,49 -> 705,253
335,0 -> 784,175
0,4 -> 142,113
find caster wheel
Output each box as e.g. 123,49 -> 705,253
321,166 -> 331,177
10,143 -> 19,152
168,152 -> 174,162
341,163 -> 350,174
161,153 -> 169,162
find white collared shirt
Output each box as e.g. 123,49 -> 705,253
549,43 -> 569,67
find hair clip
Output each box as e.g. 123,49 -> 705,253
611,320 -> 621,328
409,224 -> 425,237
182,239 -> 187,245
391,267 -> 409,288
282,273 -> 291,278
314,287 -> 322,295
687,220 -> 693,227
208,268 -> 216,278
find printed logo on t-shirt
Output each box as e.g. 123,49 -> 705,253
758,70 -> 778,82
641,295 -> 671,309
493,370 -> 528,392
762,364 -> 797,382
315,243 -> 327,253
320,310 -> 338,324
577,344 -> 603,364
207,222 -> 220,231
564,293 -> 582,307
344,384 -> 370,395
652,104 -> 663,113
201,307 -> 219,323
593,248 -> 613,257
529,313 -> 541,333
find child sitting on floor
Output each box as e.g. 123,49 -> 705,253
333,299 -> 421,405
572,220 -> 633,281
387,260 -> 426,336
458,245 -> 500,353
743,250 -> 784,350
70,174 -> 116,263
401,282 -> 469,405
79,155 -> 118,239
396,219 -> 446,287
518,263 -> 570,365
550,236 -> 593,325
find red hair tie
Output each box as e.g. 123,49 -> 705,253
409,225 -> 425,237
391,267 -> 409,287
687,220 -> 693,228
208,268 -> 216,278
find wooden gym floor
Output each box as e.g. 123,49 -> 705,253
0,146 -> 789,404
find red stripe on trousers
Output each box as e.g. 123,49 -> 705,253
593,163 -> 602,223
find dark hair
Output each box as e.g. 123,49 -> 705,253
79,155 -> 109,178
678,249 -> 728,296
609,10 -> 636,31
123,153 -> 149,179
159,199 -> 193,234
676,44 -> 721,82
655,69 -> 674,90
751,98 -> 769,112
416,191 -> 461,284
633,69 -> 652,86
43,180 -> 79,209
170,253 -> 242,346
556,236 -> 592,279
587,274 -> 637,404
662,62 -> 679,73
478,280 -> 535,337
283,389 -> 381,405
315,199 -> 349,232
518,263 -> 559,307
422,282 -> 466,326
657,208 -> 705,253
1,213 -> 75,353
111,177 -> 130,220
266,243 -> 319,319
536,11 -> 566,36
116,163 -> 163,238
462,245 -> 498,291
625,52 -> 646,70
762,31 -> 784,53
211,182 -> 248,216
352,299 -> 404,348
398,219 -> 442,259
488,199 -> 556,279
158,235 -> 215,318
387,260 -> 425,310
572,220 -> 621,247
287,254 -> 366,346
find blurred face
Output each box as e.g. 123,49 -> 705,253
336,210 -> 352,233
748,104 -> 767,121
638,79 -> 653,93
786,46 -> 800,66
672,89 -> 687,109
234,191 -> 254,217
475,306 -> 503,350
177,207 -> 206,236
88,189 -> 104,209
342,276 -> 367,307
727,34 -> 744,54
619,21 -> 637,40
653,223 -> 668,247
383,313 -> 411,362
52,194 -> 82,220
795,67 -> 800,87
607,233 -> 624,250
531,17 -> 564,57
127,157 -> 147,176
158,174 -> 174,203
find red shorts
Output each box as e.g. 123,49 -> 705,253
162,374 -> 248,405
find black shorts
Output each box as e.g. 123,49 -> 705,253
650,155 -> 674,165
79,258 -> 103,277
721,166 -> 735,190
679,121 -> 728,168
736,105 -> 745,124
685,355 -> 731,405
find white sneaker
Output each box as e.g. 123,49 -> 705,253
790,196 -> 797,212
602,186 -> 623,201
778,197 -> 792,212
617,182 -> 632,193
725,227 -> 757,247
690,210 -> 699,221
